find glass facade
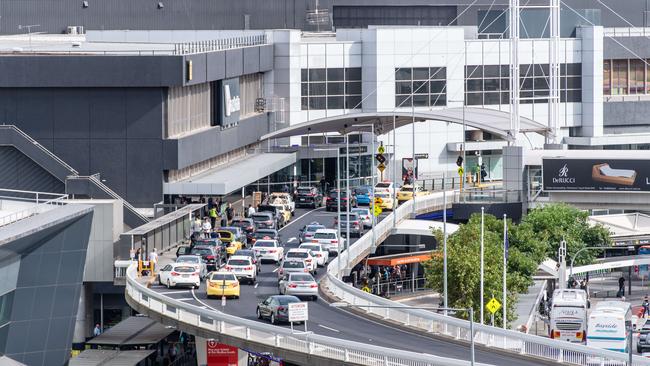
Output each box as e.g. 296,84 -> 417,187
465,63 -> 582,105
603,59 -> 650,96
301,67 -> 362,110
394,67 -> 447,107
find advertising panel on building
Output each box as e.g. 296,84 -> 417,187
207,340 -> 239,366
543,158 -> 650,192
217,77 -> 241,127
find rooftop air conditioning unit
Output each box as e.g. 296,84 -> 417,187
66,26 -> 85,35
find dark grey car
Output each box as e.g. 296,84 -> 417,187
256,295 -> 301,324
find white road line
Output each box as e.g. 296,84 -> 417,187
272,267 -> 279,273
287,237 -> 297,243
254,282 -> 259,288
159,290 -> 188,295
318,324 -> 340,333
190,288 -> 221,312
279,207 -> 324,232
177,297 -> 195,301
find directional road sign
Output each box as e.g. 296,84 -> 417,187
375,154 -> 386,164
378,144 -> 385,154
486,298 -> 502,314
457,166 -> 464,176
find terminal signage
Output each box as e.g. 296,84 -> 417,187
543,158 -> 650,192
217,77 -> 241,127
206,340 -> 238,366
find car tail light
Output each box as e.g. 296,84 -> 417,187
576,331 -> 583,340
231,282 -> 239,288
266,221 -> 273,225
247,226 -> 254,230
225,266 -> 232,271
310,284 -> 318,288
278,306 -> 286,311
311,239 -> 318,243
171,272 -> 180,276
304,268 -> 310,272
305,259 -> 312,262
206,255 -> 215,260
331,240 -> 338,244
269,249 -> 276,253
288,283 -> 298,288
353,221 -> 359,226
245,266 -> 253,271
552,330 -> 560,339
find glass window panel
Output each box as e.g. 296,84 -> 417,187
565,63 -> 581,76
309,96 -> 326,109
413,68 -> 429,80
345,95 -> 362,109
521,77 -> 534,90
395,95 -> 412,107
484,65 -> 501,77
301,97 -> 309,110
534,89 -> 549,97
465,92 -> 483,105
484,92 -> 501,105
413,95 -> 428,106
466,79 -> 483,92
520,65 -> 533,77
500,65 -> 510,77
327,68 -> 344,81
520,91 -> 534,103
565,76 -> 582,89
395,81 -> 412,95
309,82 -> 326,96
612,59 -> 628,95
327,96 -> 345,109
630,59 -> 644,94
534,77 -> 550,90
534,64 -> 549,77
484,79 -> 501,91
301,83 -> 309,96
565,89 -> 581,102
466,65 -> 483,78
395,68 -> 412,81
500,79 -> 510,90
431,94 -> 447,106
327,82 -> 345,95
603,60 -> 611,95
345,67 -> 362,81
345,82 -> 362,95
501,92 -> 510,104
301,69 -> 309,82
413,80 -> 428,94
309,68 -> 327,81
430,80 -> 446,93
430,67 -> 446,79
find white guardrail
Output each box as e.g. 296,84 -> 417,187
125,265 -> 489,366
325,191 -> 650,366
0,188 -> 68,228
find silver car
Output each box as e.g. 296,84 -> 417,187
336,212 -> 364,238
278,273 -> 318,300
351,208 -> 372,229
299,223 -> 325,243
277,260 -> 309,281
175,255 -> 207,279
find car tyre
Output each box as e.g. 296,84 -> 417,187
270,312 -> 277,325
166,279 -> 172,289
256,308 -> 262,319
157,275 -> 162,286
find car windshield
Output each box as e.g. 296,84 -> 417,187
235,250 -> 253,256
341,213 -> 359,221
314,232 -> 336,239
376,183 -> 391,188
352,209 -> 369,215
252,214 -> 271,221
228,259 -> 250,266
174,266 -> 196,273
191,248 -> 211,255
301,245 -> 320,252
401,187 -> 414,192
287,251 -> 308,258
290,274 -> 314,282
254,241 -> 275,247
211,273 -> 236,281
177,256 -> 199,263
329,191 -> 348,198
297,187 -> 312,194
306,225 -> 324,232
277,297 -> 300,305
376,193 -> 390,199
218,232 -> 233,239
282,261 -> 304,268
354,188 -> 369,195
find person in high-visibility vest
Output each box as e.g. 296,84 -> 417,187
208,206 -> 218,228
362,285 -> 371,293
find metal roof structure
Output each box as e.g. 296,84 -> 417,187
260,108 -> 550,140
69,349 -> 155,366
122,204 -> 204,236
85,316 -> 173,347
588,213 -> 650,246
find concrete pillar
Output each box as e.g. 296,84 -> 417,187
72,283 -> 93,347
577,26 -> 604,137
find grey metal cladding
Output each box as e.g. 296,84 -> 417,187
207,52 -> 226,80
184,53 -> 208,86
604,37 -> 650,59
243,47 -> 260,75
0,56 -> 184,87
0,147 -> 65,193
225,49 -> 244,78
604,101 -> 650,126
259,45 -> 274,71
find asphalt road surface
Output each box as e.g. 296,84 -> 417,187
151,206 -> 545,365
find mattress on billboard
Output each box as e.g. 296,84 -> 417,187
542,158 -> 650,192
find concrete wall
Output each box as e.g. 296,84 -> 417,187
604,100 -> 650,128
0,146 -> 65,194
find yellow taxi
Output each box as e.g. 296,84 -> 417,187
217,230 -> 244,255
271,203 -> 292,224
397,185 -> 430,203
206,271 -> 240,299
374,192 -> 396,211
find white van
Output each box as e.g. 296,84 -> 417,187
587,301 -> 632,353
550,289 -> 588,343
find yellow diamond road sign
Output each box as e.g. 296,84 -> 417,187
378,145 -> 385,154
378,163 -> 386,172
486,298 -> 502,314
457,167 -> 464,176
374,197 -> 383,205
373,205 -> 383,217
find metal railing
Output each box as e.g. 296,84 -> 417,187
604,27 -> 650,37
324,192 -> 650,366
0,188 -> 68,228
370,276 -> 428,297
124,265 -> 488,366
0,124 -> 79,175
173,34 -> 267,55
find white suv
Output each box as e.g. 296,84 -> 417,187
225,255 -> 257,284
298,243 -> 329,267
252,239 -> 284,263
311,229 -> 344,254
284,248 -> 317,273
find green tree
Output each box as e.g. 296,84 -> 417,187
521,203 -> 611,265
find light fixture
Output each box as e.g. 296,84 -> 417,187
82,1 -> 89,8
157,2 -> 164,9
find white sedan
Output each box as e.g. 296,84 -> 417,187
311,229 -> 344,254
298,243 -> 329,267
252,240 -> 284,263
284,248 -> 317,273
158,263 -> 201,288
176,255 -> 207,279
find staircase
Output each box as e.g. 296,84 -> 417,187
0,124 -> 149,227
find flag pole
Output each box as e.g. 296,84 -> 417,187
479,207 -> 485,324
503,213 -> 508,329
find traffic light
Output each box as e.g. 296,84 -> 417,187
456,156 -> 463,167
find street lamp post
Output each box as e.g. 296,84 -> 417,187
315,147 -> 342,278
330,302 -> 475,366
352,124 -> 376,251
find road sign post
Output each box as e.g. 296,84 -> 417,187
376,144 -> 387,181
486,297 -> 502,317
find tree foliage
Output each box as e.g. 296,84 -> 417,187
423,203 -> 611,327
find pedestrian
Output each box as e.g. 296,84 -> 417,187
480,163 -> 488,182
167,343 -> 177,363
247,204 -> 255,218
618,276 -> 625,297
180,331 -> 189,353
202,217 -> 212,238
643,296 -> 650,318
320,177 -> 326,194
93,323 -> 102,337
209,206 -> 218,228
225,203 -> 234,224
192,215 -> 202,236
149,248 -> 158,273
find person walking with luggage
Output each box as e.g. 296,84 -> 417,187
618,276 -> 625,297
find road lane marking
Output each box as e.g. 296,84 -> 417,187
177,298 -> 194,301
287,237 -> 297,243
254,282 -> 259,288
272,267 -> 279,273
159,290 -> 188,295
190,288 -> 221,313
318,324 -> 340,333
279,207 -> 324,232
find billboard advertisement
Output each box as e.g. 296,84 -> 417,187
217,77 -> 241,127
543,158 -> 650,192
207,340 -> 238,366
401,158 -> 418,184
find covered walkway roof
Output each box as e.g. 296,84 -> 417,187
69,350 -> 155,366
163,153 -> 296,196
261,108 -> 550,140
85,316 -> 174,348
367,250 -> 433,266
394,219 -> 460,236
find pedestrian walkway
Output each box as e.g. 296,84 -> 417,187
512,279 -> 546,332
